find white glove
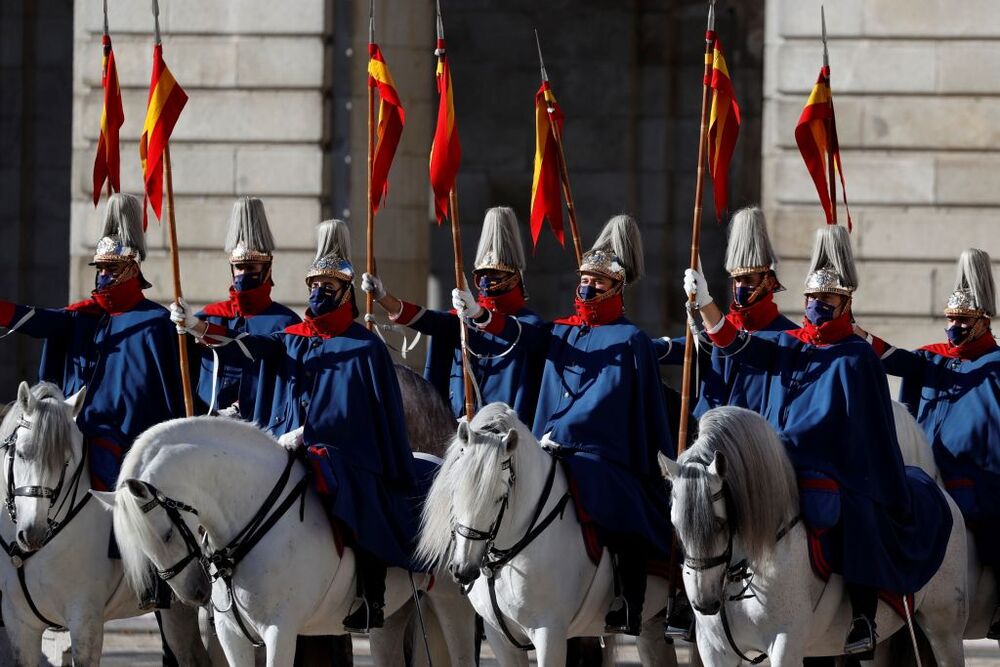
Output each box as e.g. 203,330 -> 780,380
277,427 -> 304,452
361,272 -> 386,300
170,299 -> 202,335
683,269 -> 713,308
451,288 -> 484,321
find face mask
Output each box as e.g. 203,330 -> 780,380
733,285 -> 755,308
577,284 -> 605,302
95,272 -> 116,291
946,324 -> 970,346
805,298 -> 836,326
233,272 -> 264,293
309,286 -> 341,316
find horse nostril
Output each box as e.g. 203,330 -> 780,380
16,530 -> 25,544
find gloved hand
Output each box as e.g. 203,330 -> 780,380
277,426 -> 304,452
451,288 -> 484,321
360,272 -> 386,300
683,269 -> 713,308
170,299 -> 203,335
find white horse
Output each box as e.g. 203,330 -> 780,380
662,405 -> 968,666
417,402 -> 677,667
94,415 -> 476,667
0,381 -> 209,666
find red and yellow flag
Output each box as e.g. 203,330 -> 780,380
529,81 -> 565,247
795,65 -> 852,230
706,34 -> 741,222
429,39 -> 461,223
368,43 -> 405,214
93,34 -> 124,206
139,44 -> 187,229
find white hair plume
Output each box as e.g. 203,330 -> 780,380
315,219 -> 352,262
101,193 -> 146,261
591,214 -> 645,283
808,225 -> 858,291
724,206 -> 778,275
474,206 -> 526,272
955,248 -> 997,317
224,196 -> 275,255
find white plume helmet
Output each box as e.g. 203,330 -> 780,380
804,225 -> 857,296
305,219 -> 354,285
225,196 -> 275,264
581,214 -> 645,284
725,206 -> 779,277
92,193 -> 146,264
474,206 -> 526,274
946,248 -> 997,318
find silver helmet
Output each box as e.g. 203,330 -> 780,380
579,214 -> 645,285
305,220 -> 354,285
90,193 -> 145,265
803,225 -> 857,297
725,206 -> 779,278
945,248 -> 996,318
225,196 -> 276,265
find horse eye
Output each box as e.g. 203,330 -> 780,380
164,528 -> 174,543
198,525 -> 206,537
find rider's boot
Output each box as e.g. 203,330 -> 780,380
343,548 -> 386,633
843,582 -> 878,659
604,541 -> 646,636
663,583 -> 695,642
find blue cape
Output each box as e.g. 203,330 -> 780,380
194,302 -> 299,416
410,307 -> 546,424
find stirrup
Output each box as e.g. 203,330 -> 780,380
604,597 -> 642,636
342,598 -> 384,633
844,615 -> 876,657
663,594 -> 695,642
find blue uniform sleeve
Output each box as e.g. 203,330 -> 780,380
879,346 -> 929,381
206,329 -> 283,364
0,303 -> 75,340
712,328 -> 781,372
634,333 -> 676,461
405,308 -> 461,344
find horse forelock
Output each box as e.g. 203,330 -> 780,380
1,383 -> 77,473
679,406 -> 798,565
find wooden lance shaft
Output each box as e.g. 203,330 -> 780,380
448,188 -> 476,420
366,76 -> 376,330
163,145 -> 195,418
547,116 -> 584,266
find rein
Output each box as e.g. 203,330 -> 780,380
684,481 -> 800,665
141,448 -> 308,647
0,415 -> 93,629
455,451 -> 570,650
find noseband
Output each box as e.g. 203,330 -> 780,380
3,416 -> 72,525
453,457 -> 514,546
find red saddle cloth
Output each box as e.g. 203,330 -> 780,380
806,528 -> 914,620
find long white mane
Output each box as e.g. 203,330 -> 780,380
0,383 -> 76,486
113,416 -> 285,595
416,403 -> 535,569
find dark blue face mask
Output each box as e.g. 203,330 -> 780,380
946,324 -> 970,346
577,284 -> 605,302
233,272 -> 264,293
478,274 -> 507,296
309,286 -> 341,316
805,298 -> 836,326
95,272 -> 116,291
733,285 -> 755,308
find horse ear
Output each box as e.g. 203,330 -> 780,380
90,489 -> 117,510
708,450 -> 727,479
65,386 -> 88,419
502,428 -> 518,452
658,452 -> 680,480
456,419 -> 470,444
16,382 -> 33,413
124,478 -> 153,500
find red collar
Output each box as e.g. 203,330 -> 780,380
284,300 -> 354,339
67,277 -> 145,315
202,283 -> 274,318
726,293 -> 781,332
478,284 -> 527,315
786,311 -> 855,346
921,330 -> 998,361
554,292 -> 624,327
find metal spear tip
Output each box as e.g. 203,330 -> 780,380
707,0 -> 716,32
369,0 -> 375,42
821,5 -> 829,66
534,29 -> 549,82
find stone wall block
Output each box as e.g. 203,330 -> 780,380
772,153 -> 935,206
235,146 -> 323,196
776,42 -> 937,95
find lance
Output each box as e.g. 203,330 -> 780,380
104,0 -> 113,200
535,31 -> 584,266
152,0 -> 195,417
665,0 -> 717,637
365,1 -> 377,330
821,6 -> 837,224
436,2 -> 476,419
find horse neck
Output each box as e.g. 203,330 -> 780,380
492,438 -> 567,549
145,438 -> 290,548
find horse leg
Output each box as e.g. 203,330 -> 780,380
213,611 -> 259,667
262,625 -> 298,667
482,623 -> 529,667
424,583 -> 477,666
65,607 -> 104,666
158,603 -> 212,666
2,612 -> 44,667
370,601 -> 411,667
637,619 -> 679,667
767,633 -> 806,667
529,627 -> 567,667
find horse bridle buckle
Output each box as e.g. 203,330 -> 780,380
10,553 -> 23,569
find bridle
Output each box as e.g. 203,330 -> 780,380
452,457 -> 515,549
3,416 -> 72,525
681,480 -> 799,665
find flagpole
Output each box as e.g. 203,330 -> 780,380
152,0 -> 194,418
437,2 -> 476,419
534,31 -> 583,266
821,6 -> 837,224
365,2 -> 377,330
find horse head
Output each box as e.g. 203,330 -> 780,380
663,406 -> 798,617
417,402 -> 533,586
1,381 -> 86,552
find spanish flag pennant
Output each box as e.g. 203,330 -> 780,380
706,34 -> 741,222
93,33 -> 124,206
139,44 -> 187,230
368,43 -> 406,214
429,38 -> 461,224
529,81 -> 565,248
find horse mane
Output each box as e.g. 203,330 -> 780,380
0,382 -> 75,474
416,402 -> 529,569
676,406 -> 798,565
114,416 -> 285,596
